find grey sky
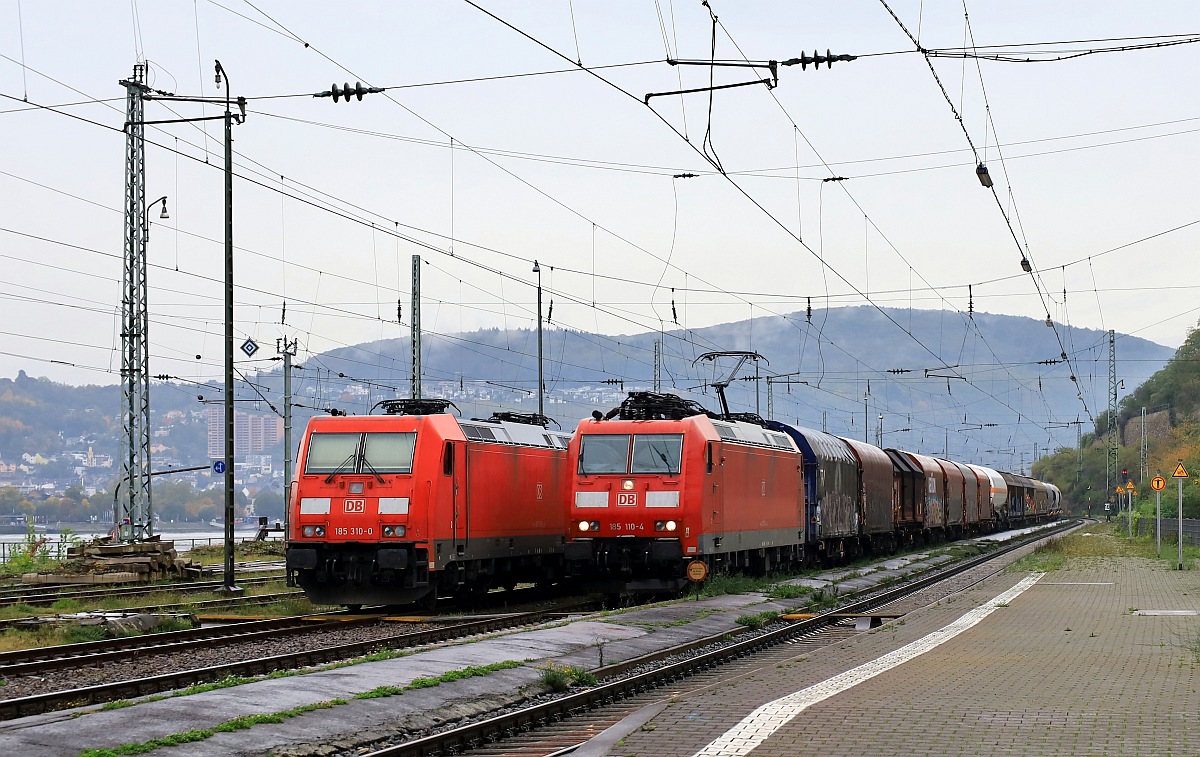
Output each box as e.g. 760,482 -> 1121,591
2,0 -> 1196,407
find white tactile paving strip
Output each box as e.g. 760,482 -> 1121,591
691,572 -> 1046,757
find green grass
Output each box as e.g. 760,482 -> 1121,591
1009,521 -> 1200,572
766,583 -> 814,600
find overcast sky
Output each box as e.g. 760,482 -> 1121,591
2,1 -> 1197,422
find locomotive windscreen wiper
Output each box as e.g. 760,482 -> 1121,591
360,456 -> 386,484
324,451 -> 358,483
654,446 -> 675,474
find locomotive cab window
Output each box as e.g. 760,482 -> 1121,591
631,434 -> 683,474
304,433 -> 361,475
362,432 -> 417,474
306,432 -> 416,475
579,434 -> 631,475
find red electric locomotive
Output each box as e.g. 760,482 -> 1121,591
563,392 -> 804,591
286,399 -> 571,608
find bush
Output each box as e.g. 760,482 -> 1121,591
538,663 -> 595,692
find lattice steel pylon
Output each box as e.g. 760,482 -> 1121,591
1106,329 -> 1118,501
117,65 -> 153,541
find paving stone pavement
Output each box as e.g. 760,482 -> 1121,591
607,557 -> 1200,757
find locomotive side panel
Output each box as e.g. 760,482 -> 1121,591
460,444 -> 567,544
705,442 -> 803,553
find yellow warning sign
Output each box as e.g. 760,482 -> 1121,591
1173,462 -> 1189,478
1116,485 -> 1125,493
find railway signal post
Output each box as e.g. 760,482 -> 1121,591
1151,473 -> 1166,556
1173,461 -> 1188,570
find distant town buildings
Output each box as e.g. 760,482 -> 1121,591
205,407 -> 284,459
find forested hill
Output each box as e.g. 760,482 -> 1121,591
1108,324 -> 1200,430
1035,323 -> 1200,514
0,307 -> 1176,480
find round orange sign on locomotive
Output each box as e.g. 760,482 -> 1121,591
686,560 -> 709,582
1151,476 -> 1166,491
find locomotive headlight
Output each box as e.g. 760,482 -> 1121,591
665,520 -> 677,531
315,526 -> 326,537
302,525 -> 315,538
578,520 -> 591,532
622,479 -> 634,491
348,482 -> 364,495
654,520 -> 665,531
383,525 -> 394,537
394,525 -> 406,537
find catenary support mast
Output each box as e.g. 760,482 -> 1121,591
118,64 -> 153,541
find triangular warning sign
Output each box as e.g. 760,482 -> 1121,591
1172,462 -> 1188,478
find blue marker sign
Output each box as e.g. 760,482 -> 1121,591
213,460 -> 227,475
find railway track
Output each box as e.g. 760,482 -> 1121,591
0,612 -> 366,676
0,572 -> 284,609
356,520 -> 1078,757
0,586 -> 307,633
0,601 -> 591,720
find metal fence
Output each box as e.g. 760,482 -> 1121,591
1136,518 -> 1200,546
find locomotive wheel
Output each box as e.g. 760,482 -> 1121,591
418,587 -> 438,611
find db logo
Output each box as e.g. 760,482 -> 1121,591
343,499 -> 366,513
616,493 -> 637,506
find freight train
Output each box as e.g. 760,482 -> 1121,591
285,392 -> 1061,607
562,392 -> 1060,593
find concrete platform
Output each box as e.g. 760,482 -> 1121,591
613,555 -> 1200,756
0,524 -> 1152,757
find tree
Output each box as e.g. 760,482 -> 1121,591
0,486 -> 24,516
252,489 -> 285,520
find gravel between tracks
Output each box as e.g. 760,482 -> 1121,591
0,621 -> 431,701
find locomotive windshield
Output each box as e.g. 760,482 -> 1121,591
304,431 -> 417,475
304,433 -> 360,475
631,434 -> 683,474
579,433 -> 684,475
362,432 -> 418,473
578,434 -> 630,474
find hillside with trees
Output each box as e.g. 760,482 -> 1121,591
1034,322 -> 1200,517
